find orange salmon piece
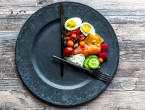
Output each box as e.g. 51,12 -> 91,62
74,44 -> 100,57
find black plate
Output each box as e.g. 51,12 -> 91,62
15,2 -> 119,106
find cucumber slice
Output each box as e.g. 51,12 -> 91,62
87,55 -> 98,59
88,58 -> 100,69
83,57 -> 91,69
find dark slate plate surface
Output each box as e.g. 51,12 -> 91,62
15,2 -> 119,106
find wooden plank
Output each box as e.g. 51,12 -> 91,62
0,78 -> 25,91
107,16 -> 145,24
0,89 -> 87,109
0,19 -> 26,31
2,10 -> 145,19
0,6 -> 41,19
119,109 -> 145,110
116,61 -> 145,78
0,16 -> 145,31
0,77 -> 143,91
1,0 -> 145,20
88,91 -> 145,110
1,0 -> 145,10
1,6 -> 145,19
1,76 -> 145,91
1,90 -> 145,110
0,0 -> 36,6
36,0 -> 145,10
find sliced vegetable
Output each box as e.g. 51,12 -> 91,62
87,55 -> 98,59
67,40 -> 74,47
88,58 -> 100,69
84,55 -> 98,69
83,57 -> 91,69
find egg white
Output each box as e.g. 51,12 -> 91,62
64,17 -> 82,31
80,22 -> 95,36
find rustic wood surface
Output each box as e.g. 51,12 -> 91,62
0,0 -> 145,109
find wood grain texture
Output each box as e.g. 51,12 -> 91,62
0,0 -> 145,109
1,90 -> 145,110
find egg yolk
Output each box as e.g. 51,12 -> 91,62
66,20 -> 76,29
82,24 -> 91,34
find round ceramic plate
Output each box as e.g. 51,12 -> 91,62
15,2 -> 119,106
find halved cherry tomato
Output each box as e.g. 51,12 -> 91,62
67,40 -> 74,47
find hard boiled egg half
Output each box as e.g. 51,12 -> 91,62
80,22 -> 95,36
64,17 -> 82,31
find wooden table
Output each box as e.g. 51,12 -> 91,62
0,0 -> 145,109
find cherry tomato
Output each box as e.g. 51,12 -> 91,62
64,47 -> 74,56
80,41 -> 85,47
96,46 -> 101,54
67,40 -> 74,47
99,57 -> 104,63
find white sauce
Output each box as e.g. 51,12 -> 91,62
67,54 -> 85,67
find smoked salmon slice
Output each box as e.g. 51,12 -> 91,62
74,44 -> 101,57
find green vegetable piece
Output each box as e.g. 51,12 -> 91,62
87,55 -> 98,59
84,57 -> 91,69
88,58 -> 100,69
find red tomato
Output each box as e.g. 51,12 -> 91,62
64,47 -> 74,56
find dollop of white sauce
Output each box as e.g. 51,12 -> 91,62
67,54 -> 85,67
